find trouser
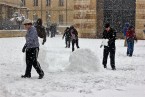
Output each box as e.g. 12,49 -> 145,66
51,31 -> 55,37
72,39 -> 79,52
25,47 -> 43,76
102,46 -> 116,69
127,39 -> 134,56
65,38 -> 70,48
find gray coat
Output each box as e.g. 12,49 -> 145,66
25,26 -> 39,48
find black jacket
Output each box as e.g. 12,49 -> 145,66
69,28 -> 78,40
102,28 -> 116,47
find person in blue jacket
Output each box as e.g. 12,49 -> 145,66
21,19 -> 44,79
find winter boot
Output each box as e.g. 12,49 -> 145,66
103,64 -> 107,68
38,71 -> 44,79
21,75 -> 31,78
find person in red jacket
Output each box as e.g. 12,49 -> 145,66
126,26 -> 137,57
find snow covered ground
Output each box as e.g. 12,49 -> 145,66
0,36 -> 145,97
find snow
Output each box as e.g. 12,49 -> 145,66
67,49 -> 101,72
0,36 -> 145,97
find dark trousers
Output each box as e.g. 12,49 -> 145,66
25,47 -> 43,76
127,39 -> 134,56
103,46 -> 115,69
72,39 -> 79,52
51,31 -> 55,37
65,38 -> 70,48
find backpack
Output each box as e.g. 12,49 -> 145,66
35,25 -> 47,45
35,25 -> 46,38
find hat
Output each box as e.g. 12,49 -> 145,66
23,19 -> 32,25
105,23 -> 110,28
70,25 -> 74,29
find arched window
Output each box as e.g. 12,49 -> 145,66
21,0 -> 25,6
34,0 -> 38,6
59,0 -> 64,6
46,0 -> 51,6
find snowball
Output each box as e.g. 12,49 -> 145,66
67,49 -> 101,72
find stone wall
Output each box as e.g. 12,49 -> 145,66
73,0 -> 97,38
0,30 -> 26,38
24,0 -> 74,26
136,0 -> 145,39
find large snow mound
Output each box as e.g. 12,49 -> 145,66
67,49 -> 101,72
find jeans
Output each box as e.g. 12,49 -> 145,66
127,38 -> 134,56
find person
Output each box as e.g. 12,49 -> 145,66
46,27 -> 50,37
126,26 -> 137,57
35,18 -> 46,45
69,26 -> 80,52
123,22 -> 130,47
102,23 -> 116,70
62,27 -> 71,48
21,19 -> 44,79
50,23 -> 57,38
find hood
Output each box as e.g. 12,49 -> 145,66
125,22 -> 130,28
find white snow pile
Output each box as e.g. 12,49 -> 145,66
67,49 -> 101,72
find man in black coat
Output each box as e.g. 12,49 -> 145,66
102,23 -> 116,70
69,26 -> 80,52
35,18 -> 46,45
62,27 -> 71,48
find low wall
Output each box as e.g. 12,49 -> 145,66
0,30 -> 26,38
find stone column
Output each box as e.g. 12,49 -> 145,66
136,0 -> 145,39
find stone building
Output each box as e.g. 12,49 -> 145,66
0,0 -> 145,39
73,0 -> 97,38
0,0 -> 28,29
136,0 -> 145,39
22,0 -> 96,38
22,0 -> 74,27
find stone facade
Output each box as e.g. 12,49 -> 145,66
23,0 -> 99,38
0,30 -> 26,38
0,0 -> 28,19
73,0 -> 97,38
1,0 -> 145,39
23,0 -> 74,26
136,0 -> 145,39
0,0 -> 28,30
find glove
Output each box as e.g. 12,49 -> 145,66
22,45 -> 27,53
100,45 -> 103,48
42,38 -> 46,45
42,41 -> 45,45
134,37 -> 138,42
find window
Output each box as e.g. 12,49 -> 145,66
59,15 -> 63,24
59,0 -> 64,6
46,0 -> 51,6
34,0 -> 38,6
21,0 -> 25,6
